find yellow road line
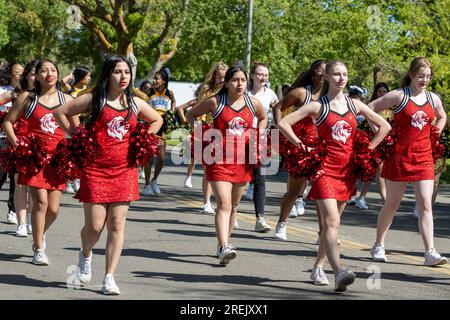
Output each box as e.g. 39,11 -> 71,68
163,193 -> 450,276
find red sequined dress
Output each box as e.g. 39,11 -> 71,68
205,93 -> 255,183
381,88 -> 435,181
307,95 -> 357,201
18,92 -> 67,190
75,104 -> 139,203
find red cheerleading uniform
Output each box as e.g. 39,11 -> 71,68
307,95 -> 357,201
295,85 -> 318,139
18,91 -> 67,190
382,88 -> 435,181
14,115 -> 28,138
205,93 -> 255,183
75,103 -> 139,203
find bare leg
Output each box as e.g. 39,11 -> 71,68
278,175 -> 306,223
412,180 -> 435,251
210,181 -> 233,246
228,183 -> 246,239
105,202 -> 130,275
153,140 -> 166,181
80,203 -> 107,257
375,180 -> 407,245
14,174 -> 28,225
316,199 -> 347,272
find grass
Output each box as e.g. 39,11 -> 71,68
439,159 -> 450,184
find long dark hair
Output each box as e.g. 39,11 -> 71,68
29,59 -> 61,100
20,59 -> 39,91
218,65 -> 248,96
154,67 -> 170,90
73,65 -> 90,86
89,55 -> 135,125
289,59 -> 326,92
370,82 -> 390,102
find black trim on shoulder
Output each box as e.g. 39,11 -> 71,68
243,94 -> 256,117
316,96 -> 330,126
425,90 -> 435,109
394,87 -> 410,114
24,94 -> 38,119
212,93 -> 226,119
345,95 -> 357,117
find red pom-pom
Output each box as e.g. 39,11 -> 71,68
374,119 -> 397,161
279,122 -> 326,180
49,125 -> 99,182
353,130 -> 382,182
245,129 -> 272,171
128,122 -> 161,167
0,133 -> 49,176
430,125 -> 445,163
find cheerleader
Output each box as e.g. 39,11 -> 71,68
3,59 -> 76,265
368,57 -> 448,266
186,66 -> 267,265
0,60 -> 38,237
272,59 -> 326,241
61,65 -> 92,194
279,60 -> 390,291
143,68 -> 176,195
177,62 -> 228,214
55,55 -> 162,295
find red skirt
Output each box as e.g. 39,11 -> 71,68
307,175 -> 356,201
18,163 -> 66,191
205,163 -> 252,183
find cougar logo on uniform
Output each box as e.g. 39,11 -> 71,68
107,116 -> 130,141
227,116 -> 247,137
411,110 -> 429,131
40,113 -> 59,135
331,120 -> 352,144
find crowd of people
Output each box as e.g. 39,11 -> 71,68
0,54 -> 448,295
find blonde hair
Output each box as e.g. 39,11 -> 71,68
401,57 -> 433,87
197,62 -> 228,103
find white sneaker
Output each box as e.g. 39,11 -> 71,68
234,219 -> 239,228
218,245 -> 237,265
334,269 -> 356,292
244,184 -> 254,201
347,197 -> 357,205
64,183 -> 75,194
355,196 -> 368,209
16,224 -> 28,237
150,179 -> 161,194
202,202 -> 215,214
412,206 -> 419,219
294,198 -> 305,215
102,274 -> 120,295
310,266 -> 329,286
288,205 -> 298,218
274,222 -> 287,241
32,249 -> 49,266
370,243 -> 387,262
142,184 -> 154,196
77,250 -> 92,283
424,249 -> 448,266
6,211 -> 17,225
184,176 -> 193,188
26,213 -> 32,234
72,179 -> 80,192
255,217 -> 271,233
216,243 -> 236,257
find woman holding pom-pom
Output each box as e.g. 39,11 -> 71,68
272,59 -> 326,241
368,57 -> 448,267
279,60 -> 390,292
55,55 -> 162,295
3,59 -> 75,266
186,66 -> 267,266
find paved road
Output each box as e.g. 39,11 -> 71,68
0,154 -> 449,302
